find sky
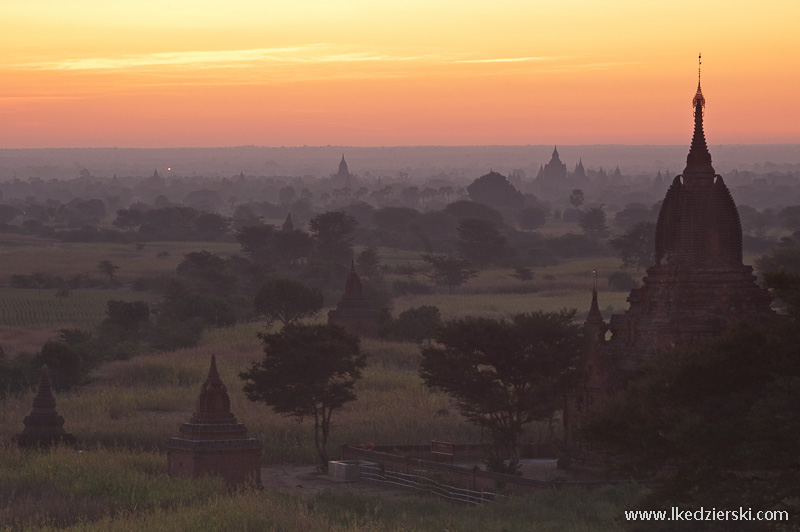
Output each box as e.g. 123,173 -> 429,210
1,0 -> 799,148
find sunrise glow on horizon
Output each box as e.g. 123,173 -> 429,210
2,0 -> 798,148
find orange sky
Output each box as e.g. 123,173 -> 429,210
1,0 -> 798,148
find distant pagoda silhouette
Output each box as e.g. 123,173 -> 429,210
566,58 -> 774,460
13,365 -> 76,448
331,154 -> 354,188
166,355 -> 262,486
536,146 -> 568,182
328,261 -> 379,338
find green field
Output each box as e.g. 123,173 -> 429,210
0,288 -> 160,330
0,236 -> 239,281
0,238 -> 650,530
0,327 -> 642,531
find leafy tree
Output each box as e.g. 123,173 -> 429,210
443,200 -> 505,226
755,233 -> 800,275
777,205 -> 800,231
382,305 -> 442,343
308,211 -> 358,265
422,254 -> 479,293
97,260 -> 120,282
518,204 -> 549,230
237,224 -> 277,265
176,250 -> 236,292
254,278 -> 324,327
419,311 -> 585,473
609,222 -> 656,270
372,207 -> 420,233
240,323 -> 366,470
356,246 -> 381,278
274,229 -> 314,267
456,218 -> 509,266
466,171 -> 525,212
278,186 -> 296,206
569,189 -> 584,209
0,204 -> 22,224
193,212 -> 230,240
33,340 -> 87,390
113,208 -> 144,231
97,300 -> 150,345
613,202 -> 655,229
579,206 -> 609,240
151,281 -> 237,350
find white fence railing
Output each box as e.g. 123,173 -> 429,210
358,463 -> 498,505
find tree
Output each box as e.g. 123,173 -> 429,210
382,305 -> 442,343
579,206 -> 609,240
569,189 -> 584,209
444,200 -> 505,226
237,224 -> 277,265
98,300 -> 150,344
466,171 -> 525,212
371,207 -> 420,233
176,250 -> 235,292
356,246 -> 381,278
254,278 -> 324,327
97,260 -> 119,282
308,211 -> 358,265
613,202 -> 655,229
777,205 -> 800,231
518,204 -> 549,230
274,229 -> 314,267
456,218 -> 509,266
609,222 -> 656,270
240,323 -> 366,470
419,311 -> 585,473
755,233 -> 800,275
422,254 -> 479,293
278,186 -> 296,207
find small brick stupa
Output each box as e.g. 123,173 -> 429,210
13,365 -> 76,448
327,261 -> 379,337
166,355 -> 261,487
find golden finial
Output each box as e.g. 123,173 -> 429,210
698,52 -> 702,84
693,53 -> 705,110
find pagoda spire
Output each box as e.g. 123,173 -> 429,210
684,53 -> 715,176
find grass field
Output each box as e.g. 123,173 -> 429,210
0,443 -> 641,531
0,319 -> 642,530
0,288 -> 160,330
0,239 -> 653,530
0,236 -> 239,282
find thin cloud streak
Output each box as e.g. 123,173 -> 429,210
455,56 -> 564,63
11,46 -> 440,72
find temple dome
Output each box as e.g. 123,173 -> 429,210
654,81 -> 742,267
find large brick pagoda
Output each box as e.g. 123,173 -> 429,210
166,355 -> 262,487
565,64 -> 774,451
